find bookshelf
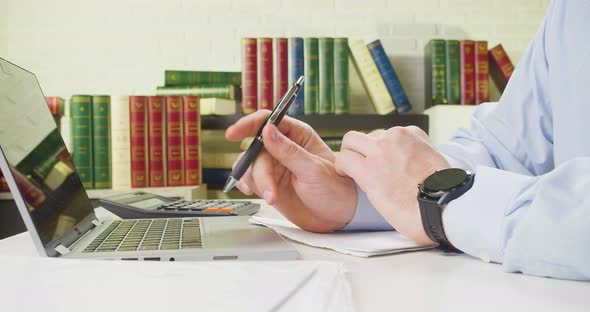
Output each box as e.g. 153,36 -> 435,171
202,114 -> 429,133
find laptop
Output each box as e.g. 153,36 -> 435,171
0,58 -> 299,261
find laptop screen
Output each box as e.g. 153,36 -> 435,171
0,58 -> 94,246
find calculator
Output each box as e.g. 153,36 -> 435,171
98,192 -> 259,219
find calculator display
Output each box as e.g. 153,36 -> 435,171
129,198 -> 167,209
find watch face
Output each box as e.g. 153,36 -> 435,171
423,168 -> 469,192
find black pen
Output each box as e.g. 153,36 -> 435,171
223,76 -> 304,193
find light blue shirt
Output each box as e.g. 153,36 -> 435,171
344,0 -> 590,281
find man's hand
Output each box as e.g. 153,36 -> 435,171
334,126 -> 450,245
225,110 -> 357,233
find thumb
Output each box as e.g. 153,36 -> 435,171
262,123 -> 317,176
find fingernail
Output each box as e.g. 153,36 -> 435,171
237,181 -> 251,194
263,190 -> 273,203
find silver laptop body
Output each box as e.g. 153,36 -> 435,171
0,57 -> 299,261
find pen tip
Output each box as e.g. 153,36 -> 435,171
223,177 -> 238,193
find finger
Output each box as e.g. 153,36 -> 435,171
341,131 -> 377,157
368,129 -> 386,139
262,123 -> 318,177
334,149 -> 370,187
250,151 -> 277,204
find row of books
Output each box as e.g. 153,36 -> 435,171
425,40 -> 515,107
157,70 -> 241,100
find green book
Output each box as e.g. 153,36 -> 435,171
445,40 -> 460,104
156,84 -> 238,99
424,39 -> 447,108
319,38 -> 334,115
92,95 -> 111,189
69,95 -> 93,189
304,38 -> 319,115
333,38 -> 349,114
164,70 -> 241,86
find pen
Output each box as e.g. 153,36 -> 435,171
223,76 -> 304,193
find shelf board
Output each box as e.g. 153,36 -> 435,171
202,114 -> 429,133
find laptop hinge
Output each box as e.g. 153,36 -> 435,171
91,219 -> 101,227
55,244 -> 71,256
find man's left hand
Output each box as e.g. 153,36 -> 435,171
334,126 -> 449,245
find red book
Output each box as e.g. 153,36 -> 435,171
166,96 -> 184,186
12,166 -> 46,208
274,38 -> 288,104
0,171 -> 9,192
241,38 -> 257,114
475,41 -> 489,104
489,44 -> 515,92
183,96 -> 201,186
257,38 -> 273,110
45,96 -> 65,117
148,96 -> 166,187
460,40 -> 476,105
129,96 -> 149,188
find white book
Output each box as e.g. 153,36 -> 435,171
110,95 -> 131,189
200,98 -> 236,115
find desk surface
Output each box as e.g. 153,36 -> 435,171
1,200 -> 589,312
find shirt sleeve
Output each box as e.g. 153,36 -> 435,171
341,184 -> 394,231
439,1 -> 590,281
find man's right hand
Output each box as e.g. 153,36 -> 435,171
225,110 -> 357,232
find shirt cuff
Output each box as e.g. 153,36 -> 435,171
442,166 -> 533,263
341,184 -> 395,231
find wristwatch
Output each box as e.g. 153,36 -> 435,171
417,168 -> 474,252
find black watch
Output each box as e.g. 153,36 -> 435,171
417,168 -> 474,252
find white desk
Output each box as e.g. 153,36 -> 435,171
1,201 -> 589,312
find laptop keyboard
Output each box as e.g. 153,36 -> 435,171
83,219 -> 202,253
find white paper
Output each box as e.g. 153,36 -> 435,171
0,256 -> 353,312
250,216 -> 435,257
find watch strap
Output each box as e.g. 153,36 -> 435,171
418,194 -> 459,251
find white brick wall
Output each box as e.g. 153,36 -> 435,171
0,0 -> 548,113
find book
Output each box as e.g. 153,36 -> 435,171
0,172 -> 8,192
200,98 -> 236,115
202,168 -> 232,189
91,95 -> 111,189
241,38 -> 258,114
460,40 -> 476,105
155,84 -> 238,100
147,96 -> 166,187
288,37 -> 304,116
445,40 -> 461,104
333,38 -> 349,115
183,95 -> 201,186
304,38 -> 319,115
274,38 -> 288,104
348,39 -> 395,115
43,161 -> 75,191
129,96 -> 149,188
164,70 -> 240,86
257,38 -> 274,110
424,39 -> 447,108
11,166 -> 46,209
367,39 -> 412,113
488,44 -> 514,92
45,96 -> 65,117
475,41 -> 489,104
110,95 -> 131,189
202,152 -> 241,169
166,96 -> 184,186
319,38 -> 334,115
69,95 -> 93,189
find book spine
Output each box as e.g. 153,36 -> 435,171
445,40 -> 461,104
110,95 -> 131,189
304,38 -> 319,114
183,95 -> 201,186
148,96 -> 166,187
367,39 -> 412,113
156,84 -> 237,99
166,96 -> 184,186
460,40 -> 476,105
12,166 -> 46,208
288,37 -> 305,116
475,41 -> 489,104
488,44 -> 514,92
45,97 -> 65,117
91,95 -> 111,189
319,38 -> 334,115
424,39 -> 447,108
202,152 -> 242,169
348,40 -> 395,115
69,95 -> 93,189
164,70 -> 241,86
129,96 -> 149,188
202,168 -> 232,189
274,38 -> 289,104
257,38 -> 274,110
333,38 -> 349,115
241,38 -> 258,114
